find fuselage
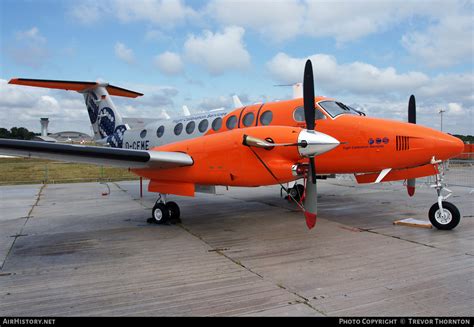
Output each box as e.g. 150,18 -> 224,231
127,97 -> 463,188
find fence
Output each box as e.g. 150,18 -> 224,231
0,156 -> 472,188
0,158 -> 139,185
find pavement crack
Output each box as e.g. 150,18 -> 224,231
1,183 -> 47,271
178,223 -> 326,316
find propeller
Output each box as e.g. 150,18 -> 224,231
243,59 -> 339,229
302,60 -> 318,229
407,94 -> 416,196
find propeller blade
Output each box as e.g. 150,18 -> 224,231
407,95 -> 416,196
407,178 -> 416,197
303,60 -> 315,131
408,95 -> 416,124
309,157 -> 316,184
304,158 -> 317,229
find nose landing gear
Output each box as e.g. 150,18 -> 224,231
147,194 -> 181,225
428,159 -> 461,230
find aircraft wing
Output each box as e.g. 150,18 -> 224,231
0,139 -> 193,169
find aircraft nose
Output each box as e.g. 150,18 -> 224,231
434,133 -> 464,160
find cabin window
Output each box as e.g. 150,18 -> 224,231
212,117 -> 222,131
156,125 -> 165,138
260,110 -> 273,125
140,129 -> 147,138
186,121 -> 195,134
293,106 -> 326,122
242,112 -> 255,127
226,115 -> 238,129
198,119 -> 209,133
174,123 -> 183,136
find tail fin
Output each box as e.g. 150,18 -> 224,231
8,78 -> 143,147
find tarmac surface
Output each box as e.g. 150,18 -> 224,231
0,178 -> 472,316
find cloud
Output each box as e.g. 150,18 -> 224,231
154,51 -> 183,75
184,26 -> 250,75
266,52 -> 430,95
401,15 -> 474,68
71,0 -> 197,27
8,27 -> 49,68
114,42 -> 135,64
15,27 -> 46,44
68,0 -> 104,25
265,53 -> 473,134
206,0 -> 465,44
206,0 -> 304,42
0,79 -> 89,133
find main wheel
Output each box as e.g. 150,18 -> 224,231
429,201 -> 461,230
166,201 -> 181,221
289,184 -> 305,202
152,203 -> 170,224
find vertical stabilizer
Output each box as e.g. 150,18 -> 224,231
84,85 -> 127,147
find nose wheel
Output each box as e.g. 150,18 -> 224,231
428,158 -> 461,230
147,194 -> 181,225
429,201 -> 460,230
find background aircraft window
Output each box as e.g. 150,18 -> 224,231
293,106 -> 326,122
260,111 -> 273,125
140,129 -> 147,138
212,117 -> 222,131
242,112 -> 255,127
319,101 -> 357,118
186,121 -> 196,134
198,119 -> 209,133
226,115 -> 237,129
174,123 -> 183,135
156,125 -> 165,138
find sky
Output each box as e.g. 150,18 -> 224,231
0,0 -> 473,135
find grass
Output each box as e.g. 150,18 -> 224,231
0,157 -> 140,185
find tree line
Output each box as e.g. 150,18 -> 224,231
0,127 -> 37,140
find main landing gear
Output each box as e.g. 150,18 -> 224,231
283,182 -> 305,203
147,194 -> 181,225
428,159 -> 461,230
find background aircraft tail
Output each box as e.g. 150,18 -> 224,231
8,78 -> 143,148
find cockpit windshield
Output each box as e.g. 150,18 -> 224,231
318,101 -> 364,118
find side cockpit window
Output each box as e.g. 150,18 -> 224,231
318,101 -> 358,118
293,106 -> 326,122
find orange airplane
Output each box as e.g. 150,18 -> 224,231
0,60 -> 464,230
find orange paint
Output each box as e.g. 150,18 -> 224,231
131,97 -> 463,196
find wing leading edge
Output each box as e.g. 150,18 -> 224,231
0,139 -> 193,169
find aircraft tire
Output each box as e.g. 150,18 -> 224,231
152,203 -> 170,224
289,184 -> 305,202
166,201 -> 181,221
429,201 -> 460,230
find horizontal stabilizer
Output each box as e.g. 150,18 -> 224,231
8,78 -> 143,98
0,139 -> 192,169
